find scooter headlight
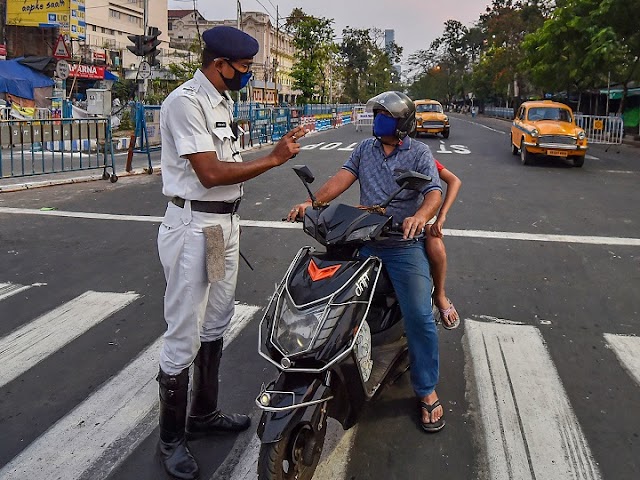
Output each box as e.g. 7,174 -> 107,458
275,295 -> 325,355
346,224 -> 380,242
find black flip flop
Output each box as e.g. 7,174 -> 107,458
420,400 -> 446,433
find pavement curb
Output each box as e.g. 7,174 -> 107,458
0,129 -> 328,194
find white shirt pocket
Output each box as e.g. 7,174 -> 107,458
211,126 -> 235,162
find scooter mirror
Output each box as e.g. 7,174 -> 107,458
395,171 -> 432,191
293,165 -> 315,184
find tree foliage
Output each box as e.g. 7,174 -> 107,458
285,8 -> 335,103
337,27 -> 402,103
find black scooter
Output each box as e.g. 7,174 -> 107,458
255,165 -> 436,480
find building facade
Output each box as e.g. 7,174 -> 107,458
168,10 -> 300,104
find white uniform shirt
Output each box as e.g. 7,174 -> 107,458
160,69 -> 243,202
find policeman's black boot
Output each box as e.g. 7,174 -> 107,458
157,368 -> 200,480
186,339 -> 251,439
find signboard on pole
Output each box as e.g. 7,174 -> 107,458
138,61 -> 152,79
55,60 -> 70,79
5,0 -> 69,28
53,35 -> 72,59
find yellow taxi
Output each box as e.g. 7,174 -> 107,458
510,100 -> 588,167
414,99 -> 450,138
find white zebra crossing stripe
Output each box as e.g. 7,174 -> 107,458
604,333 -> 640,386
0,290 -> 140,389
465,320 -> 602,480
0,304 -> 260,480
0,282 -> 32,301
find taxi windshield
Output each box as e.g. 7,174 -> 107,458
527,107 -> 572,122
416,104 -> 443,113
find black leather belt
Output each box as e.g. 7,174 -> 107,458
171,197 -> 241,214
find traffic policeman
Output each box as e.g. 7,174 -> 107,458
156,25 -> 306,479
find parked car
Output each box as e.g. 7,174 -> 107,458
510,100 -> 588,167
414,99 -> 450,138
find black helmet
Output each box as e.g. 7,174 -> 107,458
366,91 -> 416,139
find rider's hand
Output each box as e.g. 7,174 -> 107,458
430,215 -> 446,238
286,200 -> 312,222
402,215 -> 428,240
270,126 -> 307,166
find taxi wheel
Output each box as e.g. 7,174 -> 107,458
442,129 -> 450,139
520,139 -> 534,165
571,156 -> 584,168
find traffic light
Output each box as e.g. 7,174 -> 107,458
142,27 -> 161,67
126,34 -> 143,56
126,28 -> 161,66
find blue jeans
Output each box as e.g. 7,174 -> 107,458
360,241 -> 439,397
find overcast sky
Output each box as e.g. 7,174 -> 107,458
169,0 -> 491,63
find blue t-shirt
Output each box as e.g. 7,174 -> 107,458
342,137 -> 442,222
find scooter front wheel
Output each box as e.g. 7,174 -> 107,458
257,422 -> 326,480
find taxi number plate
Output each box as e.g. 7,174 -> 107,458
547,149 -> 568,157
426,129 -> 440,133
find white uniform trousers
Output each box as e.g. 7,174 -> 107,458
157,201 -> 240,375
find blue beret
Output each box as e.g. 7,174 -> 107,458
202,26 -> 259,60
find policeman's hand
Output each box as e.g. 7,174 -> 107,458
402,215 -> 428,240
270,126 -> 308,166
286,201 -> 312,222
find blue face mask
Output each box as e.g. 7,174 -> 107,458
222,61 -> 253,91
373,113 -> 398,137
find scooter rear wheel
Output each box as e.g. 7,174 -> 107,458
257,423 -> 326,480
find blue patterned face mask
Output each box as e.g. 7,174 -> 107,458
373,113 -> 398,137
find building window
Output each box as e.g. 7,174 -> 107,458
168,22 -> 173,31
109,9 -> 121,19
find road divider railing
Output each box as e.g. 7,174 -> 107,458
575,114 -> 624,145
123,103 -> 360,171
0,117 -> 117,182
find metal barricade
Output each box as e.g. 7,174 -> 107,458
0,117 -> 116,181
484,107 -> 515,120
354,106 -> 373,132
575,114 -> 624,145
271,108 -> 289,141
251,108 -> 273,146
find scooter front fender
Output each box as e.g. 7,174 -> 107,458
256,371 -> 332,444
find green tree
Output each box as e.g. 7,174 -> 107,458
338,27 -> 400,103
285,8 -> 335,103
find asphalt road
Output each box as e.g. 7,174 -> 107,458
0,113 -> 639,480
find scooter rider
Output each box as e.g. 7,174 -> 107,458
288,91 -> 447,432
157,26 -> 306,480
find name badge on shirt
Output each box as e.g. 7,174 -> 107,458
215,122 -> 227,128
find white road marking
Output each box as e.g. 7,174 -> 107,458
0,290 -> 140,389
603,170 -> 637,174
465,320 -> 601,480
0,304 -> 260,480
0,282 -> 32,301
1,207 -> 639,247
604,333 -> 640,386
453,117 -> 507,134
585,154 -> 600,160
445,227 -> 640,246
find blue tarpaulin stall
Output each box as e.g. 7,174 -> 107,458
0,58 -> 54,107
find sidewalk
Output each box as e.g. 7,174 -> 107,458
0,139 -> 282,194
